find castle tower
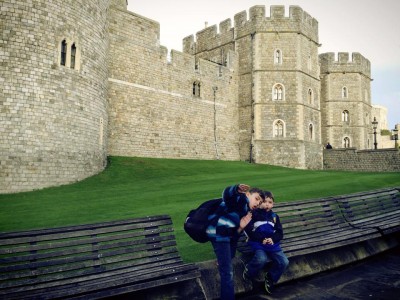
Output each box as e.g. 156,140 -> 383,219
319,52 -> 372,149
184,5 -> 323,169
0,0 -> 110,193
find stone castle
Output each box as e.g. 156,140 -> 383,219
0,0 -> 376,193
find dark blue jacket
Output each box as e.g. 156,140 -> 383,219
244,209 -> 283,252
206,185 -> 250,242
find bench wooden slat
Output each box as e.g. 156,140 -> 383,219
0,215 -> 200,299
0,218 -> 173,247
4,264 -> 200,300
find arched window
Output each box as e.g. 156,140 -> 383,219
274,49 -> 282,64
273,84 -> 284,101
193,81 -> 201,97
70,43 -> 76,69
342,86 -> 348,98
343,137 -> 351,148
60,39 -> 67,66
274,120 -> 285,137
308,123 -> 314,140
308,88 -> 313,104
342,110 -> 349,122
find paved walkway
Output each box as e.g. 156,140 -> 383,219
238,246 -> 400,300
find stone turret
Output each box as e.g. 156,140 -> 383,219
320,52 -> 372,149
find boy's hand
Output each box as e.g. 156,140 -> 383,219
238,184 -> 250,194
238,212 -> 252,233
262,238 -> 274,245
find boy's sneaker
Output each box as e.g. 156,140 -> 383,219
264,272 -> 274,295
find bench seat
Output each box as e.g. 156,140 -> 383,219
0,215 -> 200,300
238,187 -> 400,259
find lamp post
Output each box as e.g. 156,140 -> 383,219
372,117 -> 378,150
394,126 -> 399,149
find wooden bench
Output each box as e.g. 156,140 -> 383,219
0,215 -> 200,300
336,187 -> 400,235
237,187 -> 400,258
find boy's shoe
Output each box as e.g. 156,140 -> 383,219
264,272 -> 274,295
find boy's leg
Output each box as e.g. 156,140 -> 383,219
245,249 -> 269,278
267,250 -> 289,283
211,240 -> 235,300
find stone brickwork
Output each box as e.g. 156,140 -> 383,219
1,2 -> 383,193
107,7 -> 240,161
323,149 -> 400,172
320,52 -> 372,149
1,0 -> 109,193
184,5 -> 322,169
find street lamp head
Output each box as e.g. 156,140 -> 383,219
372,117 -> 378,129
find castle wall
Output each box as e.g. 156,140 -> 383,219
107,7 -> 240,161
320,52 -> 372,149
0,0 -> 110,193
323,148 -> 400,172
255,140 -> 323,170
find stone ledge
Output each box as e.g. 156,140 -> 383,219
195,233 -> 400,299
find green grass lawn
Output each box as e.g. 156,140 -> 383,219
1,156 -> 399,262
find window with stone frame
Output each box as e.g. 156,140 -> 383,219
274,49 -> 282,64
308,88 -> 313,104
60,39 -> 67,66
342,86 -> 348,98
309,123 -> 314,140
273,84 -> 284,101
193,81 -> 201,97
70,43 -> 76,69
59,39 -> 80,70
343,137 -> 351,148
274,120 -> 285,137
342,110 -> 349,122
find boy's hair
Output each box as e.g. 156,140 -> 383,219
249,187 -> 265,200
263,190 -> 274,202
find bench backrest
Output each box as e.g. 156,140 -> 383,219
0,215 -> 183,296
336,187 -> 400,233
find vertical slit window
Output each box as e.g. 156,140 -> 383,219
70,43 -> 76,69
61,40 -> 67,66
342,86 -> 348,98
274,49 -> 282,64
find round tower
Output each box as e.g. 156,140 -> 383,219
0,0 -> 110,193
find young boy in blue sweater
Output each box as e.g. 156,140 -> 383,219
206,184 -> 265,300
243,191 -> 289,295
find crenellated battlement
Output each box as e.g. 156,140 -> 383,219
319,52 -> 371,78
183,5 -> 319,54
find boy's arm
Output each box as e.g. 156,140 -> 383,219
244,221 -> 266,243
222,184 -> 248,209
271,214 -> 284,243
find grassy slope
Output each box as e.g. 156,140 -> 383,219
0,156 -> 399,262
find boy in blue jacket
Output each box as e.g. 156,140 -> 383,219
206,184 -> 265,300
242,191 -> 289,295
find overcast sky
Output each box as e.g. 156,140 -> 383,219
127,0 -> 399,129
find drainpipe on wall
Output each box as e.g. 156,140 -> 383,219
213,86 -> 220,160
249,32 -> 256,163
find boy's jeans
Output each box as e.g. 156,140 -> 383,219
211,239 -> 237,300
246,249 -> 289,283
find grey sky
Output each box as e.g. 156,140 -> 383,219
127,0 -> 399,129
